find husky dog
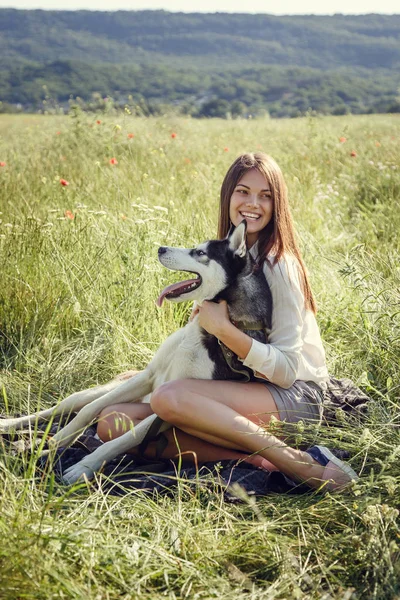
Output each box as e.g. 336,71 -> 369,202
0,221 -> 272,484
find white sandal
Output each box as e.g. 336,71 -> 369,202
310,445 -> 359,492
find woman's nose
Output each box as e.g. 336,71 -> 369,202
246,194 -> 259,206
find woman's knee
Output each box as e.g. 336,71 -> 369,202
97,408 -> 129,441
96,403 -> 152,442
150,380 -> 189,424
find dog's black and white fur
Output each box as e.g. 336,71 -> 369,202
0,221 -> 272,484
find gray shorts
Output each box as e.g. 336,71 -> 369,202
264,380 -> 324,424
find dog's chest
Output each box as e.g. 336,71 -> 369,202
151,321 -> 215,386
170,324 -> 214,380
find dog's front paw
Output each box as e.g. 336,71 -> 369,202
0,418 -> 20,433
51,423 -> 80,448
62,462 -> 95,485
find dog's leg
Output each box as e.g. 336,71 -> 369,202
61,414 -> 169,485
0,379 -> 124,433
50,370 -> 154,449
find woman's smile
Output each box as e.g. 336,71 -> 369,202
239,211 -> 261,221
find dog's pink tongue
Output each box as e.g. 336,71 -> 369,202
157,279 -> 199,307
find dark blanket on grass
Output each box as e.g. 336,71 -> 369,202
40,429 -> 310,500
38,420 -> 320,500
7,377 -> 369,500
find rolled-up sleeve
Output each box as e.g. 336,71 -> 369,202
242,256 -> 304,389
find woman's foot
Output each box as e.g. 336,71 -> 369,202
307,445 -> 358,491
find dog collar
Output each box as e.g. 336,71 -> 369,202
218,322 -> 269,382
231,319 -> 266,331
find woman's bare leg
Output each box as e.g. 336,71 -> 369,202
96,378 -> 352,490
96,403 -> 275,469
97,374 -> 281,468
150,379 -> 328,489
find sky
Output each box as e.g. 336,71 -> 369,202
0,0 -> 399,13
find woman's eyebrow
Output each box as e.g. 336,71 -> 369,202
237,184 -> 271,192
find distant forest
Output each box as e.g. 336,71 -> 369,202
1,9 -> 400,118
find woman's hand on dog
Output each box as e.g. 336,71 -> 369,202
196,300 -> 231,337
196,301 -> 253,361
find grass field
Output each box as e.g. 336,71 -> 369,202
0,111 -> 399,599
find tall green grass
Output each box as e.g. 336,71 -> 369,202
0,112 -> 399,599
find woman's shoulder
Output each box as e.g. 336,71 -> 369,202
265,253 -> 301,281
249,244 -> 301,287
259,254 -> 304,304
265,252 -> 299,267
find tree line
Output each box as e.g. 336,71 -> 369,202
1,60 -> 399,118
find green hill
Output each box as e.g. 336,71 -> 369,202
1,9 -> 400,117
1,10 -> 400,68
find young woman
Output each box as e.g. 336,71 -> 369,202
97,153 -> 357,492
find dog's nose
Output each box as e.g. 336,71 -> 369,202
158,247 -> 167,255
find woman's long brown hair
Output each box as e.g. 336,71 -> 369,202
218,152 -> 317,314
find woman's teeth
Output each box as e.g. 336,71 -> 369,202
240,212 -> 260,220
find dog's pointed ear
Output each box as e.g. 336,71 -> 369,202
228,220 -> 247,258
226,222 -> 236,238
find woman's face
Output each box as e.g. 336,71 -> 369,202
229,169 -> 273,247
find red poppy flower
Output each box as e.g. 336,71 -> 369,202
96,120 -> 102,125
184,157 -> 191,164
339,137 -> 347,143
56,131 -> 61,135
60,178 -> 69,186
171,132 -> 177,139
224,147 -> 229,152
375,141 -> 381,147
109,157 -> 118,165
0,161 -> 6,167
65,210 -> 74,219
350,151 -> 357,157
127,133 -> 134,139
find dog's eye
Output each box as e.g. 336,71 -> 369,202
196,250 -> 205,256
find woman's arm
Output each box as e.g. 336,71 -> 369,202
196,300 -> 253,359
196,256 -> 306,388
241,256 -> 305,387
199,257 -> 312,388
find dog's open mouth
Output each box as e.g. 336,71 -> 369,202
157,273 -> 202,307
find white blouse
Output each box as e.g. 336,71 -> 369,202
242,247 -> 329,390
